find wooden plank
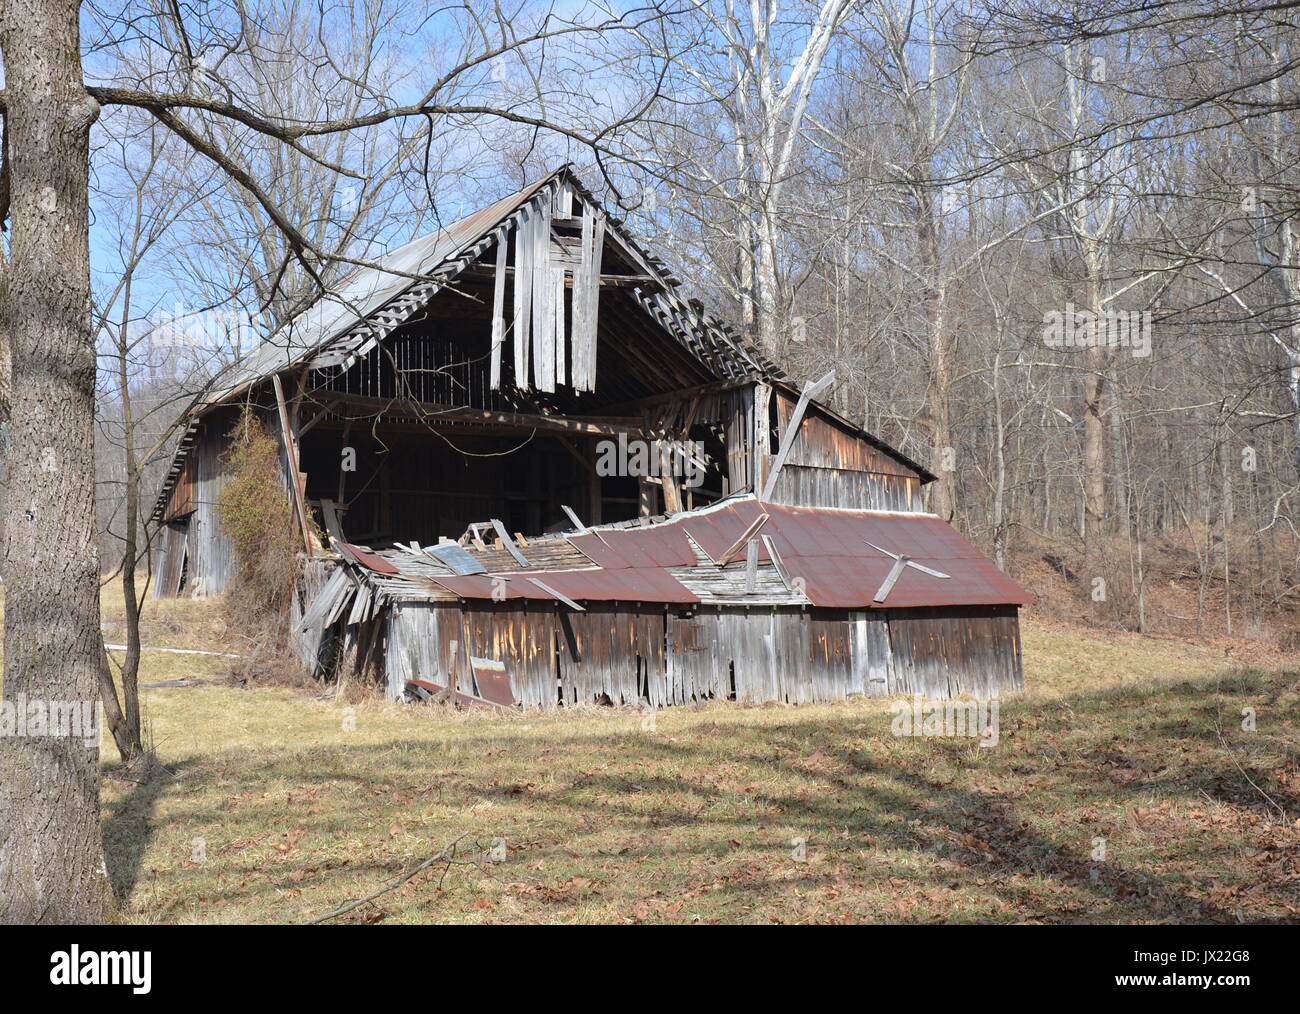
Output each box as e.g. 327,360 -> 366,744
717,512 -> 768,565
528,577 -> 586,612
320,498 -> 346,546
760,533 -> 794,591
513,205 -> 532,388
532,197 -> 555,392
553,265 -> 566,387
490,227 -> 508,389
560,504 -> 588,533
572,204 -> 591,389
320,393 -> 646,438
490,519 -> 530,567
873,556 -> 910,603
272,373 -> 314,556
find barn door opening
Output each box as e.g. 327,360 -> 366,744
155,518 -> 191,598
852,611 -> 893,697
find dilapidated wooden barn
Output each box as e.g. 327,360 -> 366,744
152,166 -> 1031,705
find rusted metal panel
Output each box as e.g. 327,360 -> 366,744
431,566 -> 697,604
336,541 -> 400,575
468,657 -> 515,707
590,524 -> 698,568
680,498 -> 768,562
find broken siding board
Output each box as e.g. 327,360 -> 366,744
553,266 -> 566,387
490,229 -> 508,389
572,205 -> 605,392
532,198 -> 555,392
513,206 -> 533,388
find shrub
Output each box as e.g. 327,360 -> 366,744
216,408 -> 299,627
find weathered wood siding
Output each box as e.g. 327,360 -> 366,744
154,419 -> 234,597
766,387 -> 924,511
383,599 -> 1022,707
885,605 -> 1024,697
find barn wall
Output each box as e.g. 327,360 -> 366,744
382,599 -> 1021,707
766,387 -> 925,511
885,605 -> 1024,697
154,417 -> 235,598
767,464 -> 920,511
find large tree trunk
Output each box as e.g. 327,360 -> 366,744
0,0 -> 106,923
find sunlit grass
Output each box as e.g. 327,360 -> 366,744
84,589 -> 1299,924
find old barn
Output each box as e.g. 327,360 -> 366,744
151,166 -> 1031,707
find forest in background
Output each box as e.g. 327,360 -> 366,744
76,0 -> 1300,645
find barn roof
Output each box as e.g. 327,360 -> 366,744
316,495 -> 1031,619
192,165 -> 774,411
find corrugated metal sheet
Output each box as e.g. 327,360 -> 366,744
377,495 -> 1028,610
431,566 -> 697,604
757,504 -> 1032,610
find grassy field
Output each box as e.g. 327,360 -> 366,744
86,590 -> 1300,924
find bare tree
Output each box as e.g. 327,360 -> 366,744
0,0 -> 678,923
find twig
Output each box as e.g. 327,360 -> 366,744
1212,704 -> 1288,824
303,833 -> 471,924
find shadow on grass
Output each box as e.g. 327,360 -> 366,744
103,758 -> 187,901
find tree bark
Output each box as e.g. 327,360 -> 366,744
0,0 -> 106,923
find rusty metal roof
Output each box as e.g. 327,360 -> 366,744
756,503 -> 1030,609
431,567 -> 698,605
561,498 -> 1030,610
311,495 -> 1029,618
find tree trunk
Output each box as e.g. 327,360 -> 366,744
104,251 -> 144,762
1082,343 -> 1108,565
916,184 -> 955,520
0,0 -> 106,923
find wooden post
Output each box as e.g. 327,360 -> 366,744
752,381 -> 771,494
273,373 -> 315,555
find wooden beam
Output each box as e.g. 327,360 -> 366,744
298,398 -> 341,438
718,512 -> 768,566
760,370 -> 835,501
272,373 -> 315,556
321,393 -> 646,439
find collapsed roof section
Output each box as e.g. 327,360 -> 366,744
301,494 -> 1032,635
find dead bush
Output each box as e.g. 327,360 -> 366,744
216,407 -> 303,677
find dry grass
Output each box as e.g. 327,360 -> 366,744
85,589 -> 1300,924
